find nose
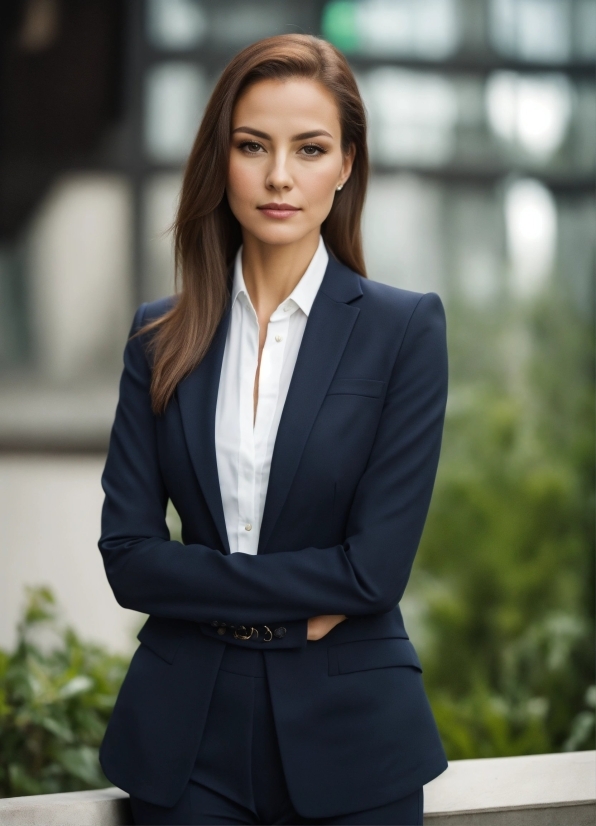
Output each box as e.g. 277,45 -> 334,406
265,150 -> 293,192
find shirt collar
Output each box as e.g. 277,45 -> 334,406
231,235 -> 329,317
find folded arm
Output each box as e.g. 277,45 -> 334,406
99,293 -> 447,637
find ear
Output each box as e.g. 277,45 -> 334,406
339,143 -> 356,187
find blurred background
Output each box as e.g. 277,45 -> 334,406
0,0 -> 594,796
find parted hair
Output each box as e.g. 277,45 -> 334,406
140,33 -> 369,414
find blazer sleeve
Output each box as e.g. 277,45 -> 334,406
99,292 -> 447,638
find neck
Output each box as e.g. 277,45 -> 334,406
240,229 -> 321,320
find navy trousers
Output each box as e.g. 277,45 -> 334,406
129,643 -> 424,825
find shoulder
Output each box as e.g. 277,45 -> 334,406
324,257 -> 445,341
128,295 -> 178,341
133,295 -> 178,329
356,276 -> 445,334
145,294 -> 178,320
124,296 -> 178,373
359,277 -> 423,311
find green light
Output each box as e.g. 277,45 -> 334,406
321,1 -> 359,53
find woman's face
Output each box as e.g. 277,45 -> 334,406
227,77 -> 354,247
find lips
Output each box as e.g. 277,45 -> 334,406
257,203 -> 301,219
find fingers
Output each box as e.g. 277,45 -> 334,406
307,614 -> 348,640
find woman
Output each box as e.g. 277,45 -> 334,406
99,34 -> 448,825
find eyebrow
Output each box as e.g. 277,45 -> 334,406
232,126 -> 333,141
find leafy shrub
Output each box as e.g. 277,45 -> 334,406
0,587 -> 129,798
410,284 -> 595,759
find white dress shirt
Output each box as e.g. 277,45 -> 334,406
214,235 -> 329,555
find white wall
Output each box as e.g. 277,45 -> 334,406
0,456 -> 141,654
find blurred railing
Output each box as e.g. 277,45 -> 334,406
0,751 -> 593,825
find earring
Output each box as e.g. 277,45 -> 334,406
336,184 -> 343,191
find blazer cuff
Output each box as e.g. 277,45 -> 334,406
199,618 -> 308,649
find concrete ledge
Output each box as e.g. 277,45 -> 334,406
0,751 -> 593,825
0,787 -> 131,826
424,750 -> 596,825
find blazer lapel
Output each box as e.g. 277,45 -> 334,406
177,307 -> 231,555
258,257 -> 363,554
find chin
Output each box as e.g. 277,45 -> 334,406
246,221 -> 316,248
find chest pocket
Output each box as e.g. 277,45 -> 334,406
326,378 -> 385,399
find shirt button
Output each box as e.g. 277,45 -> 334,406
275,335 -> 282,342
283,305 -> 290,312
245,523 -> 252,531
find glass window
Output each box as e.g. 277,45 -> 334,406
504,178 -> 557,298
557,195 -> 596,314
144,62 -> 206,163
363,174 -> 445,294
575,0 -> 596,59
323,0 -> 460,58
490,0 -> 572,62
573,82 -> 596,170
209,1 -> 304,46
450,190 -> 503,307
360,69 -> 458,165
146,0 -> 207,50
485,72 -> 572,157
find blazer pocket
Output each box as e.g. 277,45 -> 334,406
326,378 -> 385,399
137,615 -> 184,664
328,637 -> 422,676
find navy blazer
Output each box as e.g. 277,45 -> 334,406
98,254 -> 449,818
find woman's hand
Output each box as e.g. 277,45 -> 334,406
307,614 -> 347,641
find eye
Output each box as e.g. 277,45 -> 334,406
300,144 -> 327,157
239,141 -> 264,154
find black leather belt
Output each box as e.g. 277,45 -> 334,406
210,621 -> 287,641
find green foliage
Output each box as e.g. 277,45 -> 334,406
0,587 -> 128,798
411,282 -> 595,759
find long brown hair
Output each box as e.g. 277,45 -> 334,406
142,34 -> 369,414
